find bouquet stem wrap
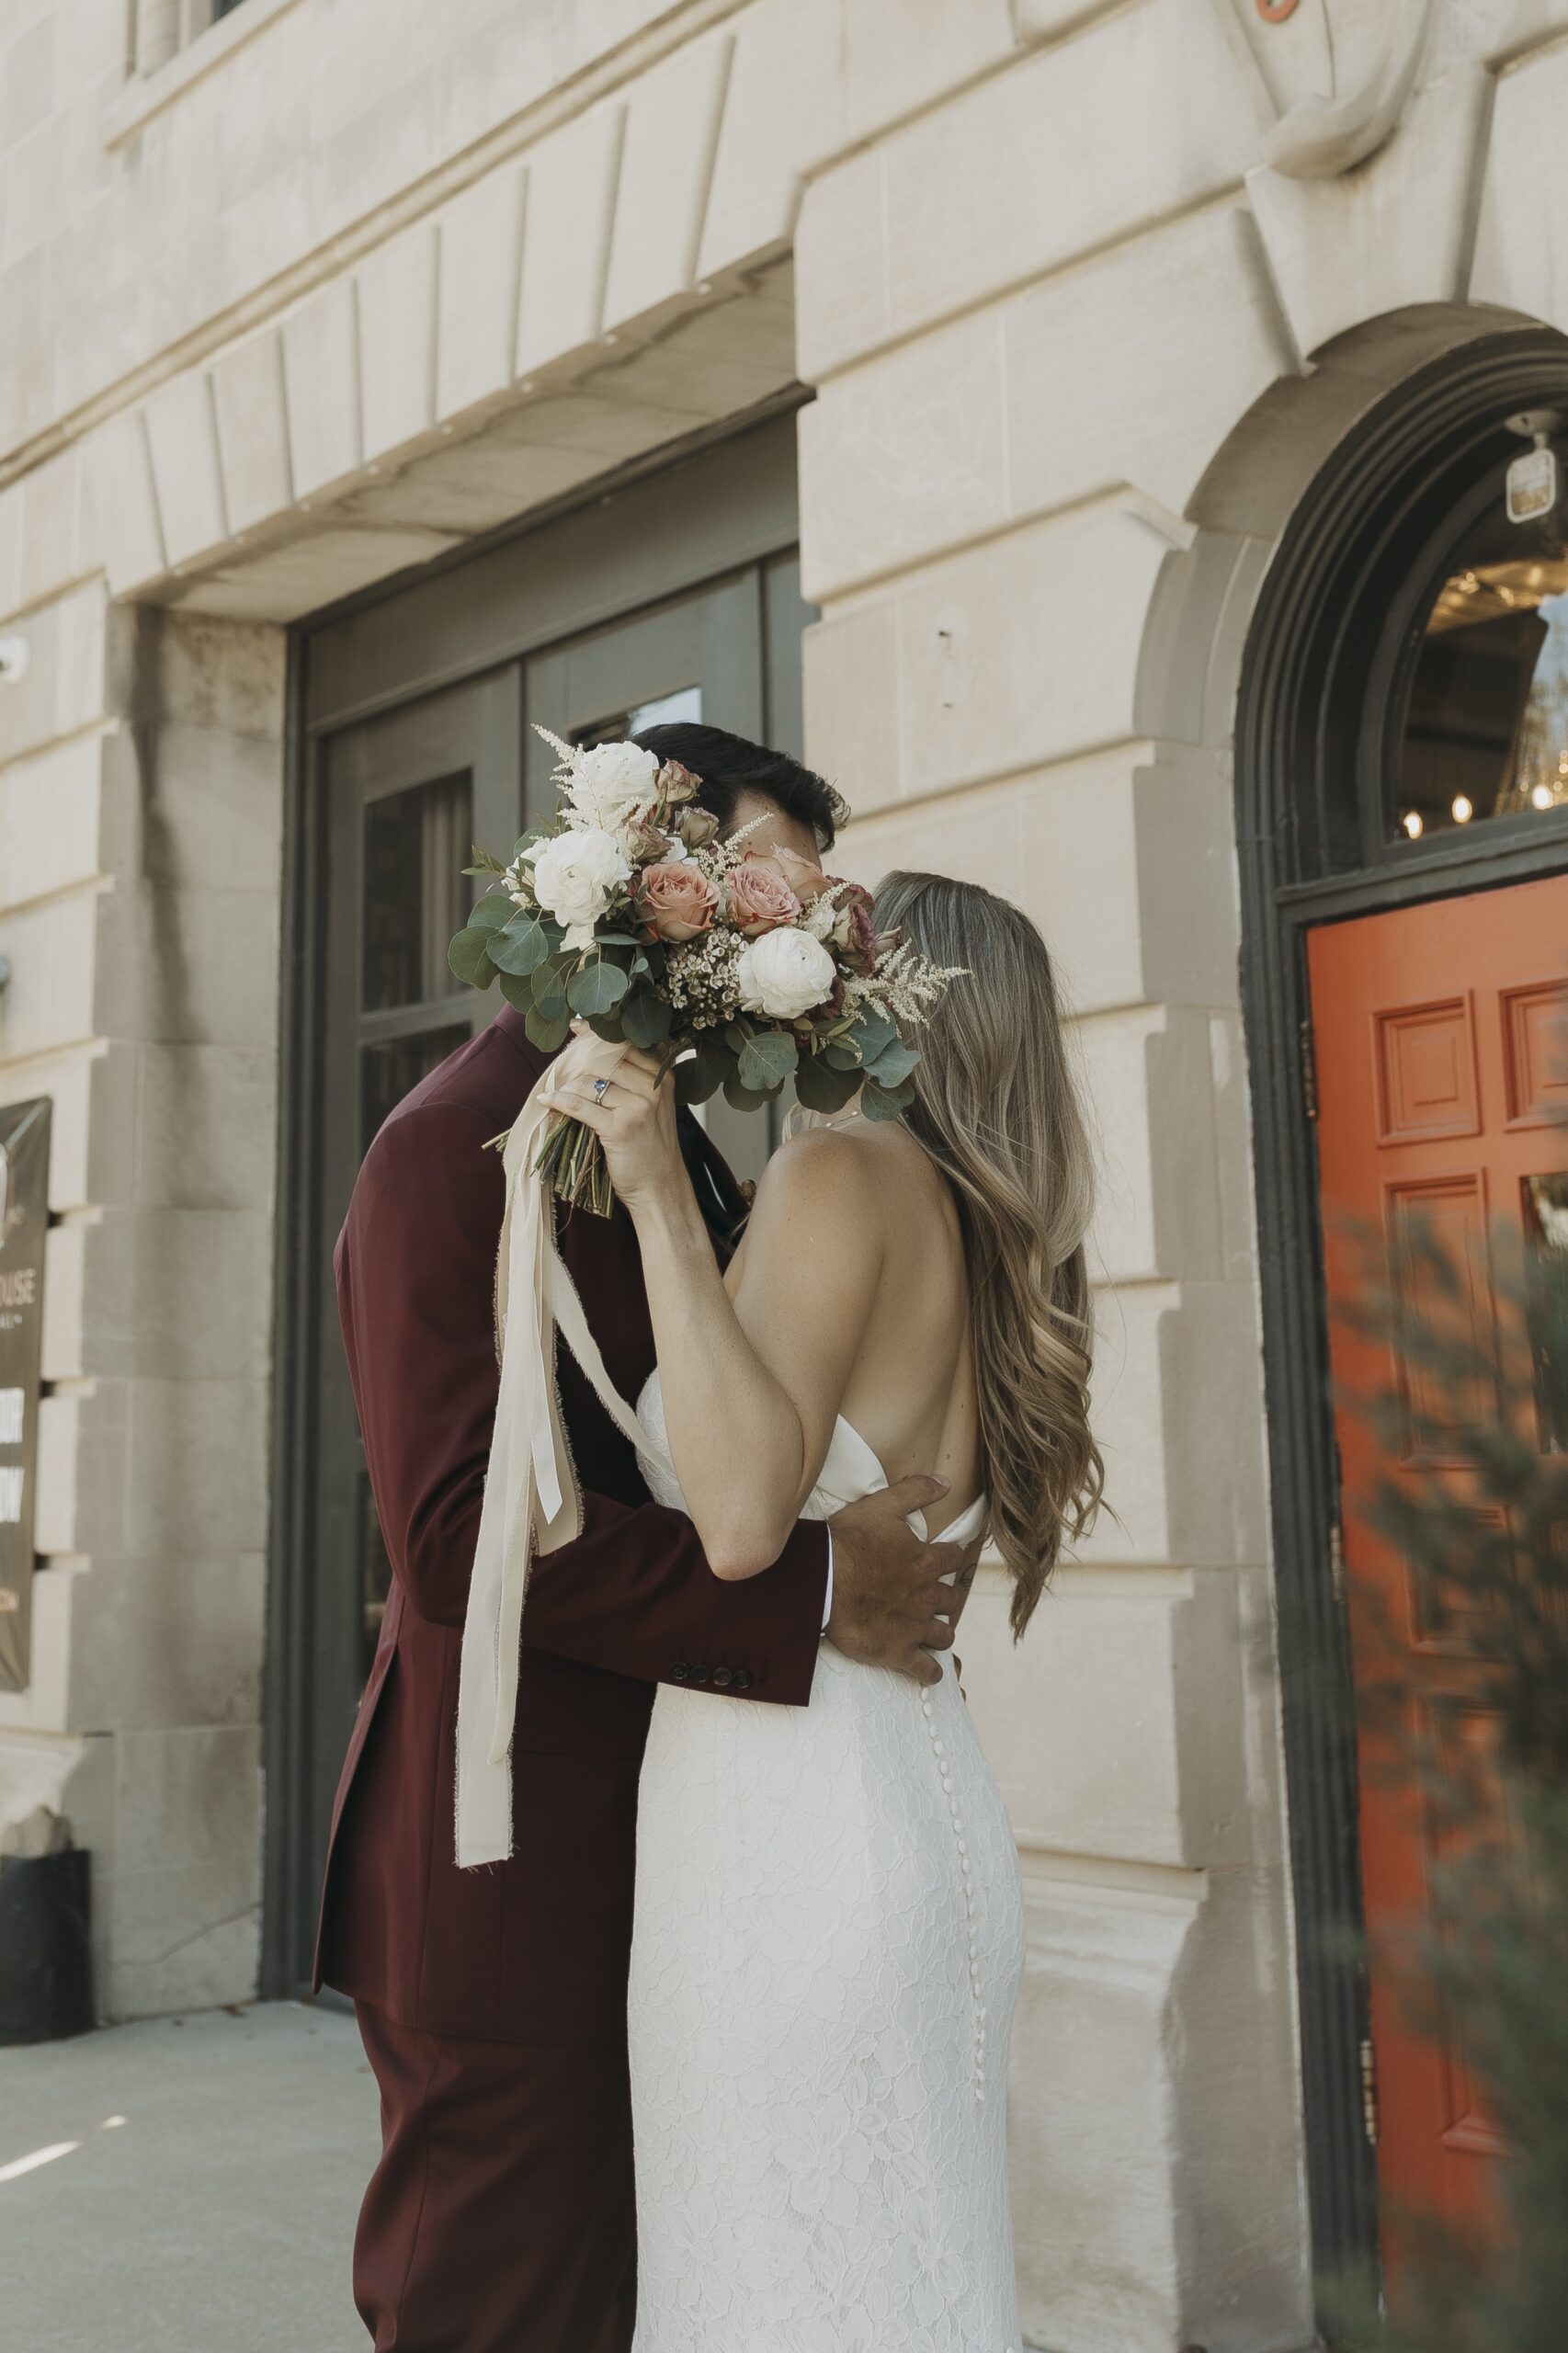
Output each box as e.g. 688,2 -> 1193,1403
455,1032 -> 646,1868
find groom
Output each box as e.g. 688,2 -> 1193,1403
315,725 -> 978,2353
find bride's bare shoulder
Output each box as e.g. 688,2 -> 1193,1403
749,1121 -> 878,1216
744,1120 -> 931,1247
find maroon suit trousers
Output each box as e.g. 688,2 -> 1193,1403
353,1999 -> 637,2353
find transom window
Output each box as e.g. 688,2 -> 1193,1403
1397,529 -> 1568,845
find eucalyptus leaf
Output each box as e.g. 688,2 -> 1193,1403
525,1006 -> 572,1053
738,1029 -> 799,1094
824,1042 -> 863,1072
849,1012 -> 898,1065
448,926 -> 500,988
531,965 -> 569,1021
860,1076 -> 915,1122
621,987 -> 674,1051
568,961 -> 631,1017
497,969 -> 535,1012
486,917 -> 550,976
795,1052 -> 863,1115
676,1053 -> 724,1107
467,895 -> 515,932
867,1038 -> 919,1090
676,1032 -> 731,1105
722,1067 -> 776,1114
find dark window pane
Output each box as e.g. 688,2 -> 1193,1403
360,1025 -> 471,1153
361,771 -> 472,1012
1396,543 -> 1568,844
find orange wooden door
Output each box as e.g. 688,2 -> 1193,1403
1307,873 -> 1568,2248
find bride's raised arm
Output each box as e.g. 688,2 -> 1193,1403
551,1042 -> 882,1578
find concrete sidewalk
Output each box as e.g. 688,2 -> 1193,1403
1,2001 -> 379,2353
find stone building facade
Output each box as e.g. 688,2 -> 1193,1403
5,3 -> 1568,2347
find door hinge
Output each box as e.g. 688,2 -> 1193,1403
1359,2036 -> 1380,2147
1300,1015 -> 1318,1120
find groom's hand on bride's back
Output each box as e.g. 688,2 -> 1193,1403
825,1479 -> 982,1687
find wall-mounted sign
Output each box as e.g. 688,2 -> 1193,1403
0,1099 -> 50,1692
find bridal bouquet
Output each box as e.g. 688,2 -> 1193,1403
447,727 -> 959,1213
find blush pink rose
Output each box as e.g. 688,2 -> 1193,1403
638,860 -> 721,943
725,855 -> 802,938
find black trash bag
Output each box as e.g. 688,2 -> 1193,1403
0,1847 -> 93,2044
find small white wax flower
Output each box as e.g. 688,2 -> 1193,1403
564,740 -> 661,838
528,827 -> 631,948
736,926 -> 837,1021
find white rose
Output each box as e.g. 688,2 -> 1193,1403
736,926 -> 837,1021
565,741 -> 661,839
528,827 -> 631,949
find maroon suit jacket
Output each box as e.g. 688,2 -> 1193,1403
313,1006 -> 829,2044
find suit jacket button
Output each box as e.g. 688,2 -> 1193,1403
732,1669 -> 754,1691
689,1664 -> 711,1685
711,1667 -> 733,1689
670,1662 -> 689,1680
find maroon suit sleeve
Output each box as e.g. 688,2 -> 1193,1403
337,1097 -> 828,1705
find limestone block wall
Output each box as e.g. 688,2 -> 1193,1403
0,574 -> 283,2016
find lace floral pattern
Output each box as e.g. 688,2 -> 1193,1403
629,1379 -> 1026,2351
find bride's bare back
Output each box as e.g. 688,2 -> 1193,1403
722,1116 -> 983,1546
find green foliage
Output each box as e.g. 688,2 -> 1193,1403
448,923 -> 503,987
524,1005 -> 571,1053
675,1032 -> 730,1106
722,1066 -> 773,1114
1322,1216 -> 1568,2353
794,1051 -> 864,1116
485,915 -> 551,976
621,987 -> 674,1051
864,1037 -> 920,1090
737,1029 -> 799,1094
567,960 -> 630,1017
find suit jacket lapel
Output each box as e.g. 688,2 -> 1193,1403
676,1108 -> 751,1265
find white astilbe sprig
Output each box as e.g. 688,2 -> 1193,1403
845,938 -> 969,1028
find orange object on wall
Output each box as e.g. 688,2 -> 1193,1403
1307,873 -> 1568,2251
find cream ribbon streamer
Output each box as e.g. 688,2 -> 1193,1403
455,1029 -> 648,1869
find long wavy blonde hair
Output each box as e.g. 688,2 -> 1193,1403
874,872 -> 1103,1635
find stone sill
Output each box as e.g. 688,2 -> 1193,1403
102,0 -> 310,150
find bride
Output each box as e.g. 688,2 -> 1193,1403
552,869 -> 1103,2351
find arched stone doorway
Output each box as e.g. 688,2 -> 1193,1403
1140,308 -> 1568,2293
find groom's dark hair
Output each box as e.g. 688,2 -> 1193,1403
631,722 -> 848,852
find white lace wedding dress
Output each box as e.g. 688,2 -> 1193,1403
628,1370 -> 1027,2352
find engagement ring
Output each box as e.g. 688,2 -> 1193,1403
593,1077 -> 609,1100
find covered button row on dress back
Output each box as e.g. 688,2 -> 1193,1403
918,1679 -> 989,2106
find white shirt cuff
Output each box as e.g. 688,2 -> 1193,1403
822,1534 -> 834,1634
